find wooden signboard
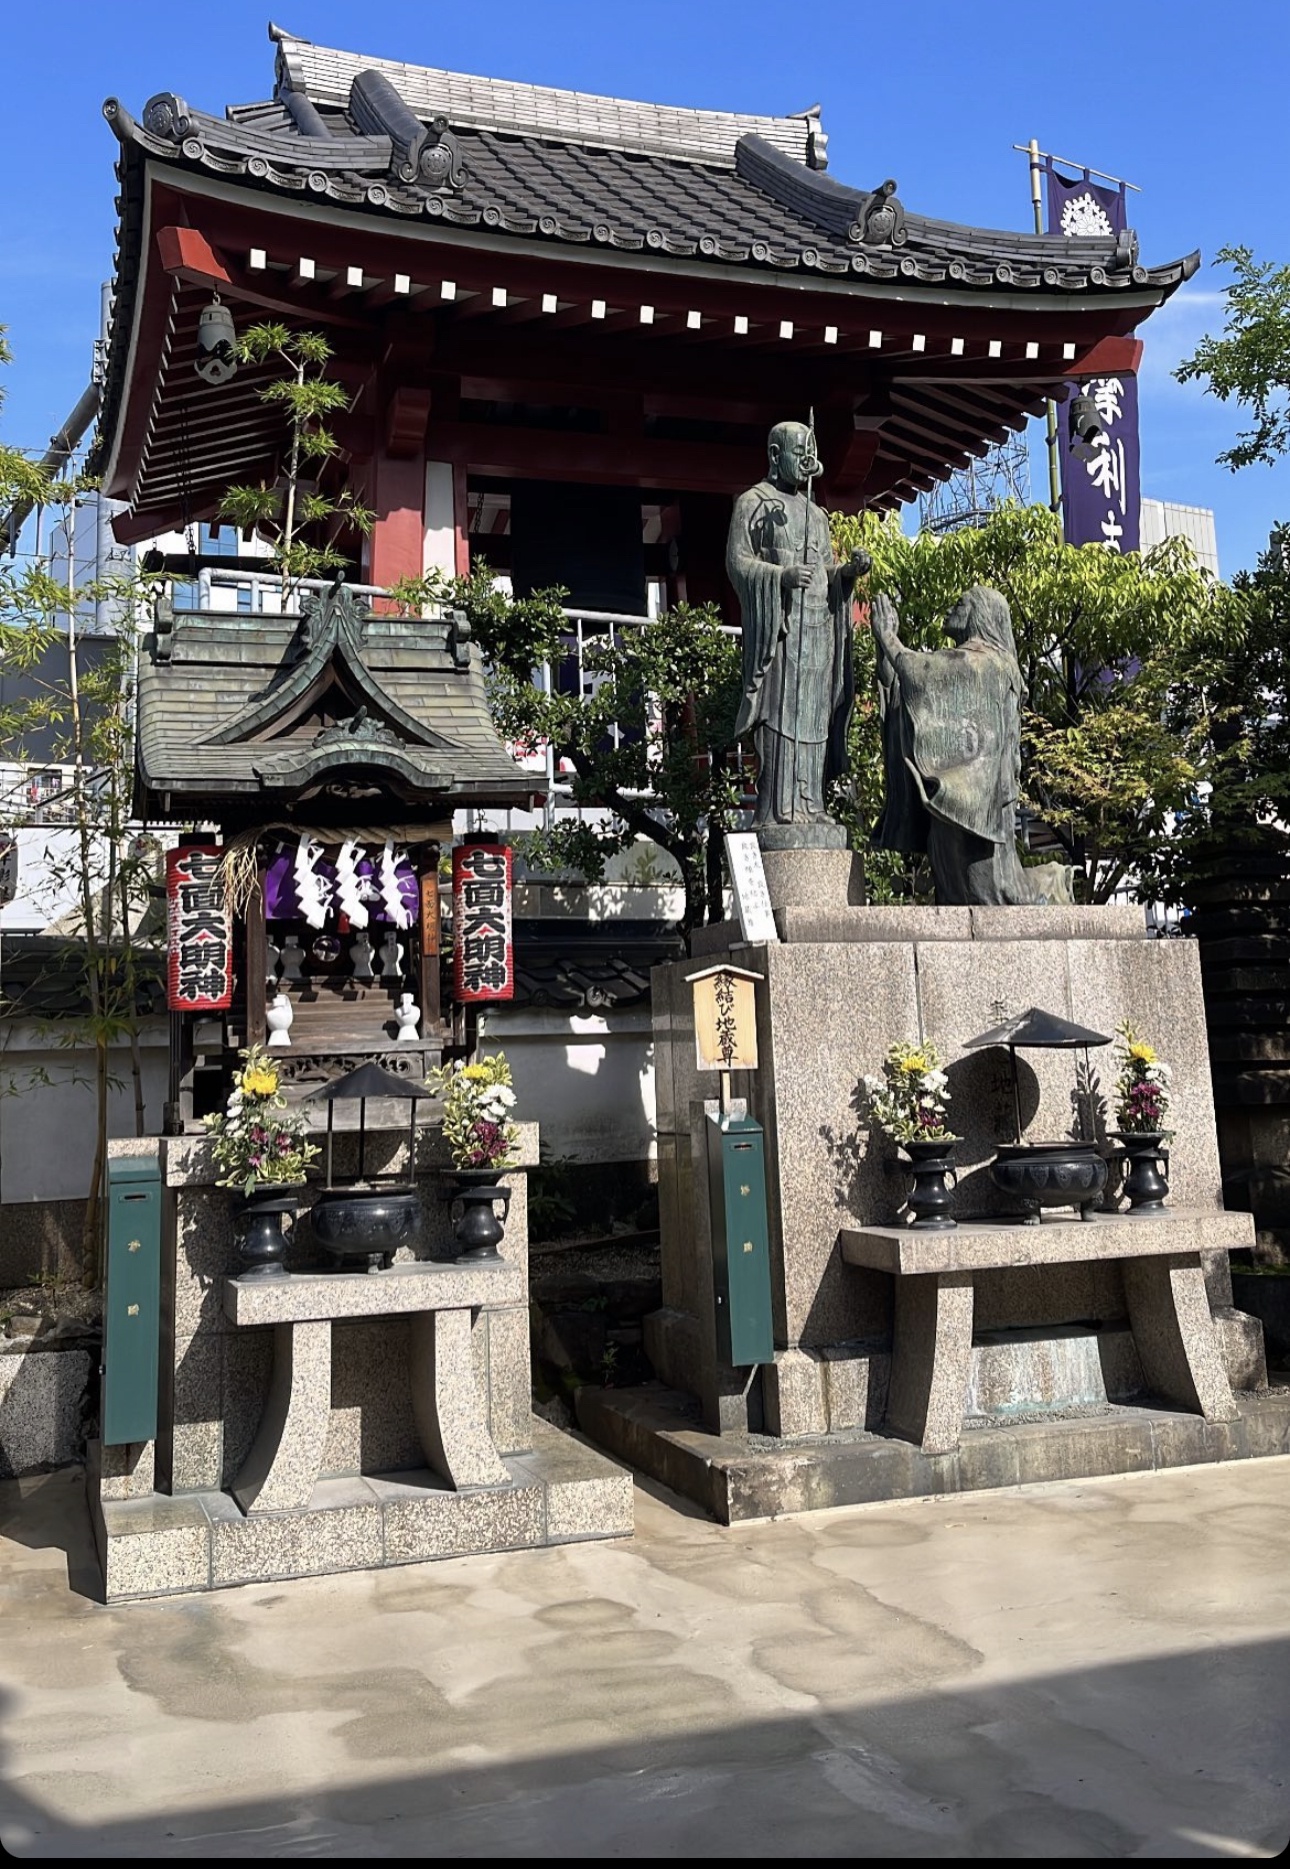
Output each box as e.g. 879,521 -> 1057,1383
686,964 -> 763,1073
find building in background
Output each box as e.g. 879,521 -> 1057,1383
1140,497 -> 1220,578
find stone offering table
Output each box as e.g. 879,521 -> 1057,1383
581,895 -> 1289,1523
224,1263 -> 526,1512
838,1209 -> 1251,1455
90,1124 -> 633,1600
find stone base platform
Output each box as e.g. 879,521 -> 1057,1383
578,1382 -> 1290,1525
89,1418 -> 632,1601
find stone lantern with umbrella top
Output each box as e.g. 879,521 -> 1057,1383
305,1060 -> 431,1271
962,1006 -> 1113,1224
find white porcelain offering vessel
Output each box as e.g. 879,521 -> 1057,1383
266,989 -> 294,1049
395,993 -> 421,1042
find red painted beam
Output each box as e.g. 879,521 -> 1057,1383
155,225 -> 232,288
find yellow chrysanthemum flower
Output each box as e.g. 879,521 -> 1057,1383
1128,1042 -> 1156,1065
901,1053 -> 929,1075
241,1066 -> 278,1098
463,1063 -> 491,1081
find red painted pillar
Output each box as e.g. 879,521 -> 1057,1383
366,449 -> 426,593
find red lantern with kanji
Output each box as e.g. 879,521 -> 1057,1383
166,844 -> 233,1011
452,842 -> 514,1002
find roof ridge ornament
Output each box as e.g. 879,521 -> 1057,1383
791,103 -> 829,172
349,67 -> 466,190
310,707 -> 403,752
142,92 -> 192,142
848,179 -> 906,249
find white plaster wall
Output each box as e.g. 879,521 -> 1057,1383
478,1005 -> 656,1165
423,461 -> 457,579
0,1020 -> 169,1202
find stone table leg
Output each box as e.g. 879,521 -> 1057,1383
1123,1254 -> 1238,1421
409,1308 -> 510,1489
885,1272 -> 975,1455
232,1320 -> 332,1514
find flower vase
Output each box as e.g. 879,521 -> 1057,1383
1109,1132 -> 1170,1215
234,1186 -> 299,1279
901,1138 -> 959,1231
443,1168 -> 512,1263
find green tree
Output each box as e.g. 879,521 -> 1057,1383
1158,527 -> 1290,892
0,332 -> 160,1286
1175,246 -> 1290,469
216,324 -> 373,598
829,504 -> 1230,903
392,567 -> 743,932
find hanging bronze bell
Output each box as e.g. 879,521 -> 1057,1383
194,296 -> 238,386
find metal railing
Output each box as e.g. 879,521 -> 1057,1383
177,568 -> 391,615
528,606 -> 742,830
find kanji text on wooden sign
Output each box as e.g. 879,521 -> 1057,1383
166,845 -> 233,1011
687,964 -> 763,1072
452,842 -> 514,1002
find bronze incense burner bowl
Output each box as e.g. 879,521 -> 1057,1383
308,1185 -> 421,1272
989,1141 -> 1108,1225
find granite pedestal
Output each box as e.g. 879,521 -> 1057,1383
92,1124 -> 632,1600
585,900 -> 1279,1518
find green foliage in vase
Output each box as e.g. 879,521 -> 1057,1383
203,1047 -> 319,1195
426,1053 -> 519,1169
1112,1023 -> 1173,1136
859,1041 -> 954,1146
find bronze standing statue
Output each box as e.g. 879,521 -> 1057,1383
872,584 -> 1041,906
727,421 -> 870,848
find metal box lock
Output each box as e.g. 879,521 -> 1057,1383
102,1154 -> 163,1446
705,1113 -> 774,1368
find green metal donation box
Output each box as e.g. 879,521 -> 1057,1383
705,1112 -> 774,1368
102,1153 -> 163,1445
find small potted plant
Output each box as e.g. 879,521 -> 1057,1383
860,1041 -> 959,1230
425,1054 -> 519,1262
1108,1022 -> 1173,1214
204,1046 -> 319,1277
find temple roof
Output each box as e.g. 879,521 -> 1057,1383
104,24 -> 1195,297
135,579 -> 537,819
94,26 -> 1199,523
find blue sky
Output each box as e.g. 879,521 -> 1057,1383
1,0 -> 1284,576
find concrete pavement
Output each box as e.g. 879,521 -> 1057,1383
1,1453 -> 1288,1857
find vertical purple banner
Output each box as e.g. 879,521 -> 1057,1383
1062,373 -> 1142,553
1045,162 -> 1143,553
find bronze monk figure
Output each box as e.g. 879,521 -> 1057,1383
727,421 -> 870,849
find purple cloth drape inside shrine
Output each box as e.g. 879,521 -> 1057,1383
262,846 -> 418,923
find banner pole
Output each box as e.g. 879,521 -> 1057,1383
1028,138 -> 1063,516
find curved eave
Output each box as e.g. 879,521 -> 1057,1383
103,101 -> 1198,301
